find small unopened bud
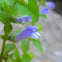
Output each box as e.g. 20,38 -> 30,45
47,2 -> 55,9
40,8 -> 48,14
16,17 -> 24,23
22,16 -> 32,22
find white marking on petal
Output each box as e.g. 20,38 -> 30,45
36,27 -> 38,29
31,33 -> 39,39
35,32 -> 41,37
33,29 -> 36,31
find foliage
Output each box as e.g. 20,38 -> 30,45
32,39 -> 43,54
0,0 -> 54,62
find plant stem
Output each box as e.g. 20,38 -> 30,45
0,40 -> 5,62
24,38 -> 30,54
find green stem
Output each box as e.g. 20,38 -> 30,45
24,38 -> 30,54
0,40 -> 5,62
0,1 -> 17,62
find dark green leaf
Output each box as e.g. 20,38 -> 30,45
4,2 -> 10,17
0,10 -> 7,24
32,39 -> 43,54
0,0 -> 4,10
1,35 -> 8,41
4,22 -> 13,35
40,14 -> 47,18
21,39 -> 29,54
4,43 -> 16,55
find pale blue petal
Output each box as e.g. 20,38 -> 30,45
35,32 -> 41,37
31,33 -> 39,39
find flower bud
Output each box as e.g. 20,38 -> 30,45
22,16 -> 32,22
8,26 -> 41,43
15,17 -> 24,23
47,2 -> 55,9
40,8 -> 48,14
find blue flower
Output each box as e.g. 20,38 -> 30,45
15,16 -> 32,23
40,8 -> 48,14
22,16 -> 32,22
47,2 -> 55,9
14,26 -> 41,42
16,17 -> 24,23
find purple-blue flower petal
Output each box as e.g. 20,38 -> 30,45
47,2 -> 55,9
22,16 -> 32,22
16,17 -> 24,23
15,16 -> 32,24
14,26 -> 38,42
40,8 -> 48,14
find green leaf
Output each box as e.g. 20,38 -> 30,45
13,0 -> 28,4
0,10 -> 7,24
32,39 -> 43,54
4,0 -> 39,24
0,0 -> 4,10
40,14 -> 47,18
11,48 -> 20,62
1,35 -> 8,41
21,54 -> 31,62
4,0 -> 14,8
21,39 -> 29,54
13,0 -> 39,24
5,48 -> 20,62
4,2 -> 10,17
4,22 -> 13,35
4,43 -> 16,55
28,52 -> 35,59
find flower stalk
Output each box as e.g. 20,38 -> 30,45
0,40 -> 5,62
